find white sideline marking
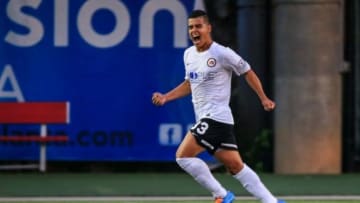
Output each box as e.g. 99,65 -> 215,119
0,196 -> 360,202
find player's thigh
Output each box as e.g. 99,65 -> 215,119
215,149 -> 244,174
176,131 -> 205,158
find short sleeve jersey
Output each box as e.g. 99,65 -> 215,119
184,42 -> 250,124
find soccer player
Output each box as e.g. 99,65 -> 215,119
152,10 -> 286,203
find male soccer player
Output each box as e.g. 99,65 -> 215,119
152,10 -> 286,203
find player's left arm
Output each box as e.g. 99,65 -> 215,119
243,69 -> 276,111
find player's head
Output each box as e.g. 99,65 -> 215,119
188,10 -> 212,51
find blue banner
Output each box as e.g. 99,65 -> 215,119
0,0 -> 212,161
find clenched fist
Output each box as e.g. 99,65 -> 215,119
152,92 -> 167,106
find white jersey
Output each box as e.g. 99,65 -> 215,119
184,42 -> 250,124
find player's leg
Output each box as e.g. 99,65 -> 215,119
215,149 -> 279,203
176,131 -> 204,157
176,132 -> 228,199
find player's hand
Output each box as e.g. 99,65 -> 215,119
152,92 -> 167,106
262,98 -> 276,111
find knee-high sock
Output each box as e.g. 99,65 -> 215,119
233,164 -> 277,203
176,157 -> 227,198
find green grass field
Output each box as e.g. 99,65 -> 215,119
1,173 -> 360,203
1,173 -> 360,196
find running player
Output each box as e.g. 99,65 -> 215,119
152,10 -> 286,203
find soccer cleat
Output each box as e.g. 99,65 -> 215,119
278,200 -> 287,203
214,191 -> 235,203
214,198 -> 222,203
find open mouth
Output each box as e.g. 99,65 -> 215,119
192,35 -> 201,43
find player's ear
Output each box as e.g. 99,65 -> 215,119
208,24 -> 212,33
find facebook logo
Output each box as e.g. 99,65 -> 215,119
158,124 -> 182,146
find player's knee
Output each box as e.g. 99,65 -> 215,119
175,144 -> 203,158
225,161 -> 244,175
175,148 -> 185,158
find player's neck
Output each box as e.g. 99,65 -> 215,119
196,40 -> 213,52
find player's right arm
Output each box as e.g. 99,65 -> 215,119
152,80 -> 191,106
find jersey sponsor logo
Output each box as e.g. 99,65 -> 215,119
189,72 -> 198,79
189,71 -> 217,83
207,58 -> 216,67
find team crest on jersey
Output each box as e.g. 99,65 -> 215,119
207,58 -> 216,67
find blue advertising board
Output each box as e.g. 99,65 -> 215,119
0,0 -> 212,161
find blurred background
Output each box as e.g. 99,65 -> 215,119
0,0 -> 358,174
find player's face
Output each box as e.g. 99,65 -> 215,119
188,17 -> 212,51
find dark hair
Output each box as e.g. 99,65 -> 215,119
188,10 -> 209,23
